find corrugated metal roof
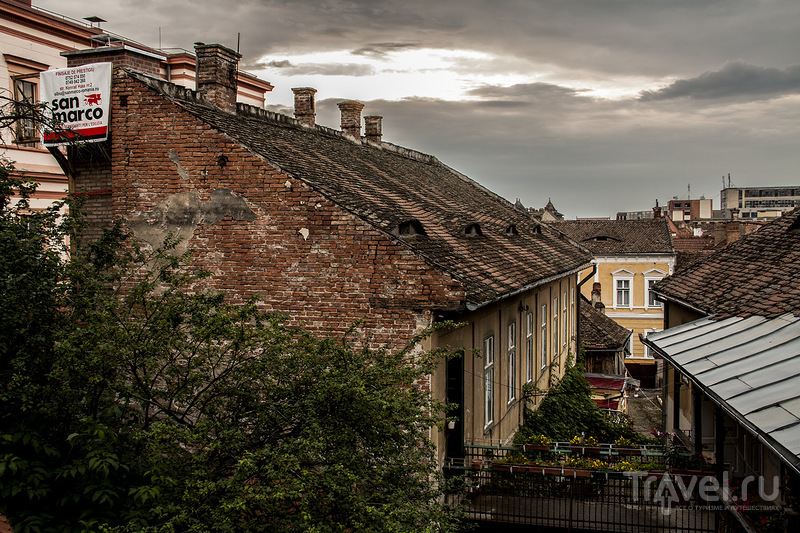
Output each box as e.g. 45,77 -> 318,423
645,313 -> 800,473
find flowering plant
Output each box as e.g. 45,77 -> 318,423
528,434 -> 551,446
570,434 -> 598,446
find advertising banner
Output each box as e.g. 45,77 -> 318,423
40,62 -> 112,146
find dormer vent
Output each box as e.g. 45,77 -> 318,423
464,223 -> 483,237
394,219 -> 425,237
505,224 -> 519,236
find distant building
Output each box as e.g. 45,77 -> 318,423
720,186 -> 800,220
551,218 -> 675,388
528,199 -> 564,222
667,198 -> 713,222
616,210 -> 655,221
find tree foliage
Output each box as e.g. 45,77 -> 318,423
517,360 -> 643,444
0,156 -> 464,532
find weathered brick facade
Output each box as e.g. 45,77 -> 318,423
73,71 -> 464,345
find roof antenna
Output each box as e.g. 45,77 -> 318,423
237,32 -> 241,54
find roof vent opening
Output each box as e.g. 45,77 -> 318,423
464,223 -> 483,237
788,215 -> 800,233
505,224 -> 519,236
394,219 -> 426,237
594,235 -> 609,241
534,224 -> 543,235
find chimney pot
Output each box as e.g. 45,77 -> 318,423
194,43 -> 241,113
364,115 -> 382,145
291,87 -> 317,127
337,100 -> 365,139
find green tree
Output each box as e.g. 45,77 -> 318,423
517,360 -> 642,444
0,150 -> 463,530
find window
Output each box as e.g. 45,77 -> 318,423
507,322 -> 516,404
552,296 -> 559,355
612,269 -> 634,309
484,335 -> 494,429
647,279 -> 661,307
526,312 -> 533,383
570,289 -> 575,340
644,269 -> 666,309
540,304 -> 547,369
13,75 -> 38,144
616,279 -> 630,307
562,290 -> 568,349
643,329 -> 661,358
624,329 -> 634,358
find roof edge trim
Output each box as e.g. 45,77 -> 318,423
466,262 -> 593,311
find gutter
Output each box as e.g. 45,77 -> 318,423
575,264 -> 598,356
642,335 -> 800,477
465,262 -> 593,311
651,290 -> 708,316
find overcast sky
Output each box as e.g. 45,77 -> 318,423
39,0 -> 800,218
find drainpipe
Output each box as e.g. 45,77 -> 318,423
575,264 -> 597,364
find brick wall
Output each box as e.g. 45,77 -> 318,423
72,70 -> 466,348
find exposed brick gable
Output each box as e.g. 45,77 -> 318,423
74,71 -> 466,344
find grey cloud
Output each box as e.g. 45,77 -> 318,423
640,63 -> 800,102
351,42 -> 420,58
264,63 -> 376,77
260,60 -> 294,68
467,83 -> 588,101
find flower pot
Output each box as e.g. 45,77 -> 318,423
523,444 -> 550,452
471,459 -> 483,471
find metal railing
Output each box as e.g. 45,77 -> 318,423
445,443 -> 752,533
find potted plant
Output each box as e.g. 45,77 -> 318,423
570,434 -> 600,454
523,434 -> 552,452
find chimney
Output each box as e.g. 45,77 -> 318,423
194,42 -> 241,113
337,100 -> 364,139
291,87 -> 317,127
364,115 -> 382,145
591,282 -> 602,309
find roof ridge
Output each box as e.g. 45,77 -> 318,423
125,69 -> 449,168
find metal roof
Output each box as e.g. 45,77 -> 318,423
644,313 -> 800,474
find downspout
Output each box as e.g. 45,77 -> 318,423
576,264 -> 597,364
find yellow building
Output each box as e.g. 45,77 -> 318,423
552,219 -> 675,387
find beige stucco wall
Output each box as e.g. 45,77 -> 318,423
433,273 -> 581,464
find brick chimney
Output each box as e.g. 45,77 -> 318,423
591,282 -> 602,310
194,42 -> 240,113
364,115 -> 382,145
337,100 -> 364,139
291,87 -> 317,127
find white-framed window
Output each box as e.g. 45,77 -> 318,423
562,290 -> 568,349
526,312 -> 533,383
644,268 -> 667,309
643,328 -> 662,358
570,288 -> 575,341
624,329 -> 634,358
612,269 -> 635,309
540,304 -> 548,369
507,322 -> 516,404
552,296 -> 559,355
484,334 -> 495,429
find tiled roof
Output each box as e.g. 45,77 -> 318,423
580,296 -> 631,351
551,219 -> 674,255
654,208 -> 800,318
128,72 -> 592,308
